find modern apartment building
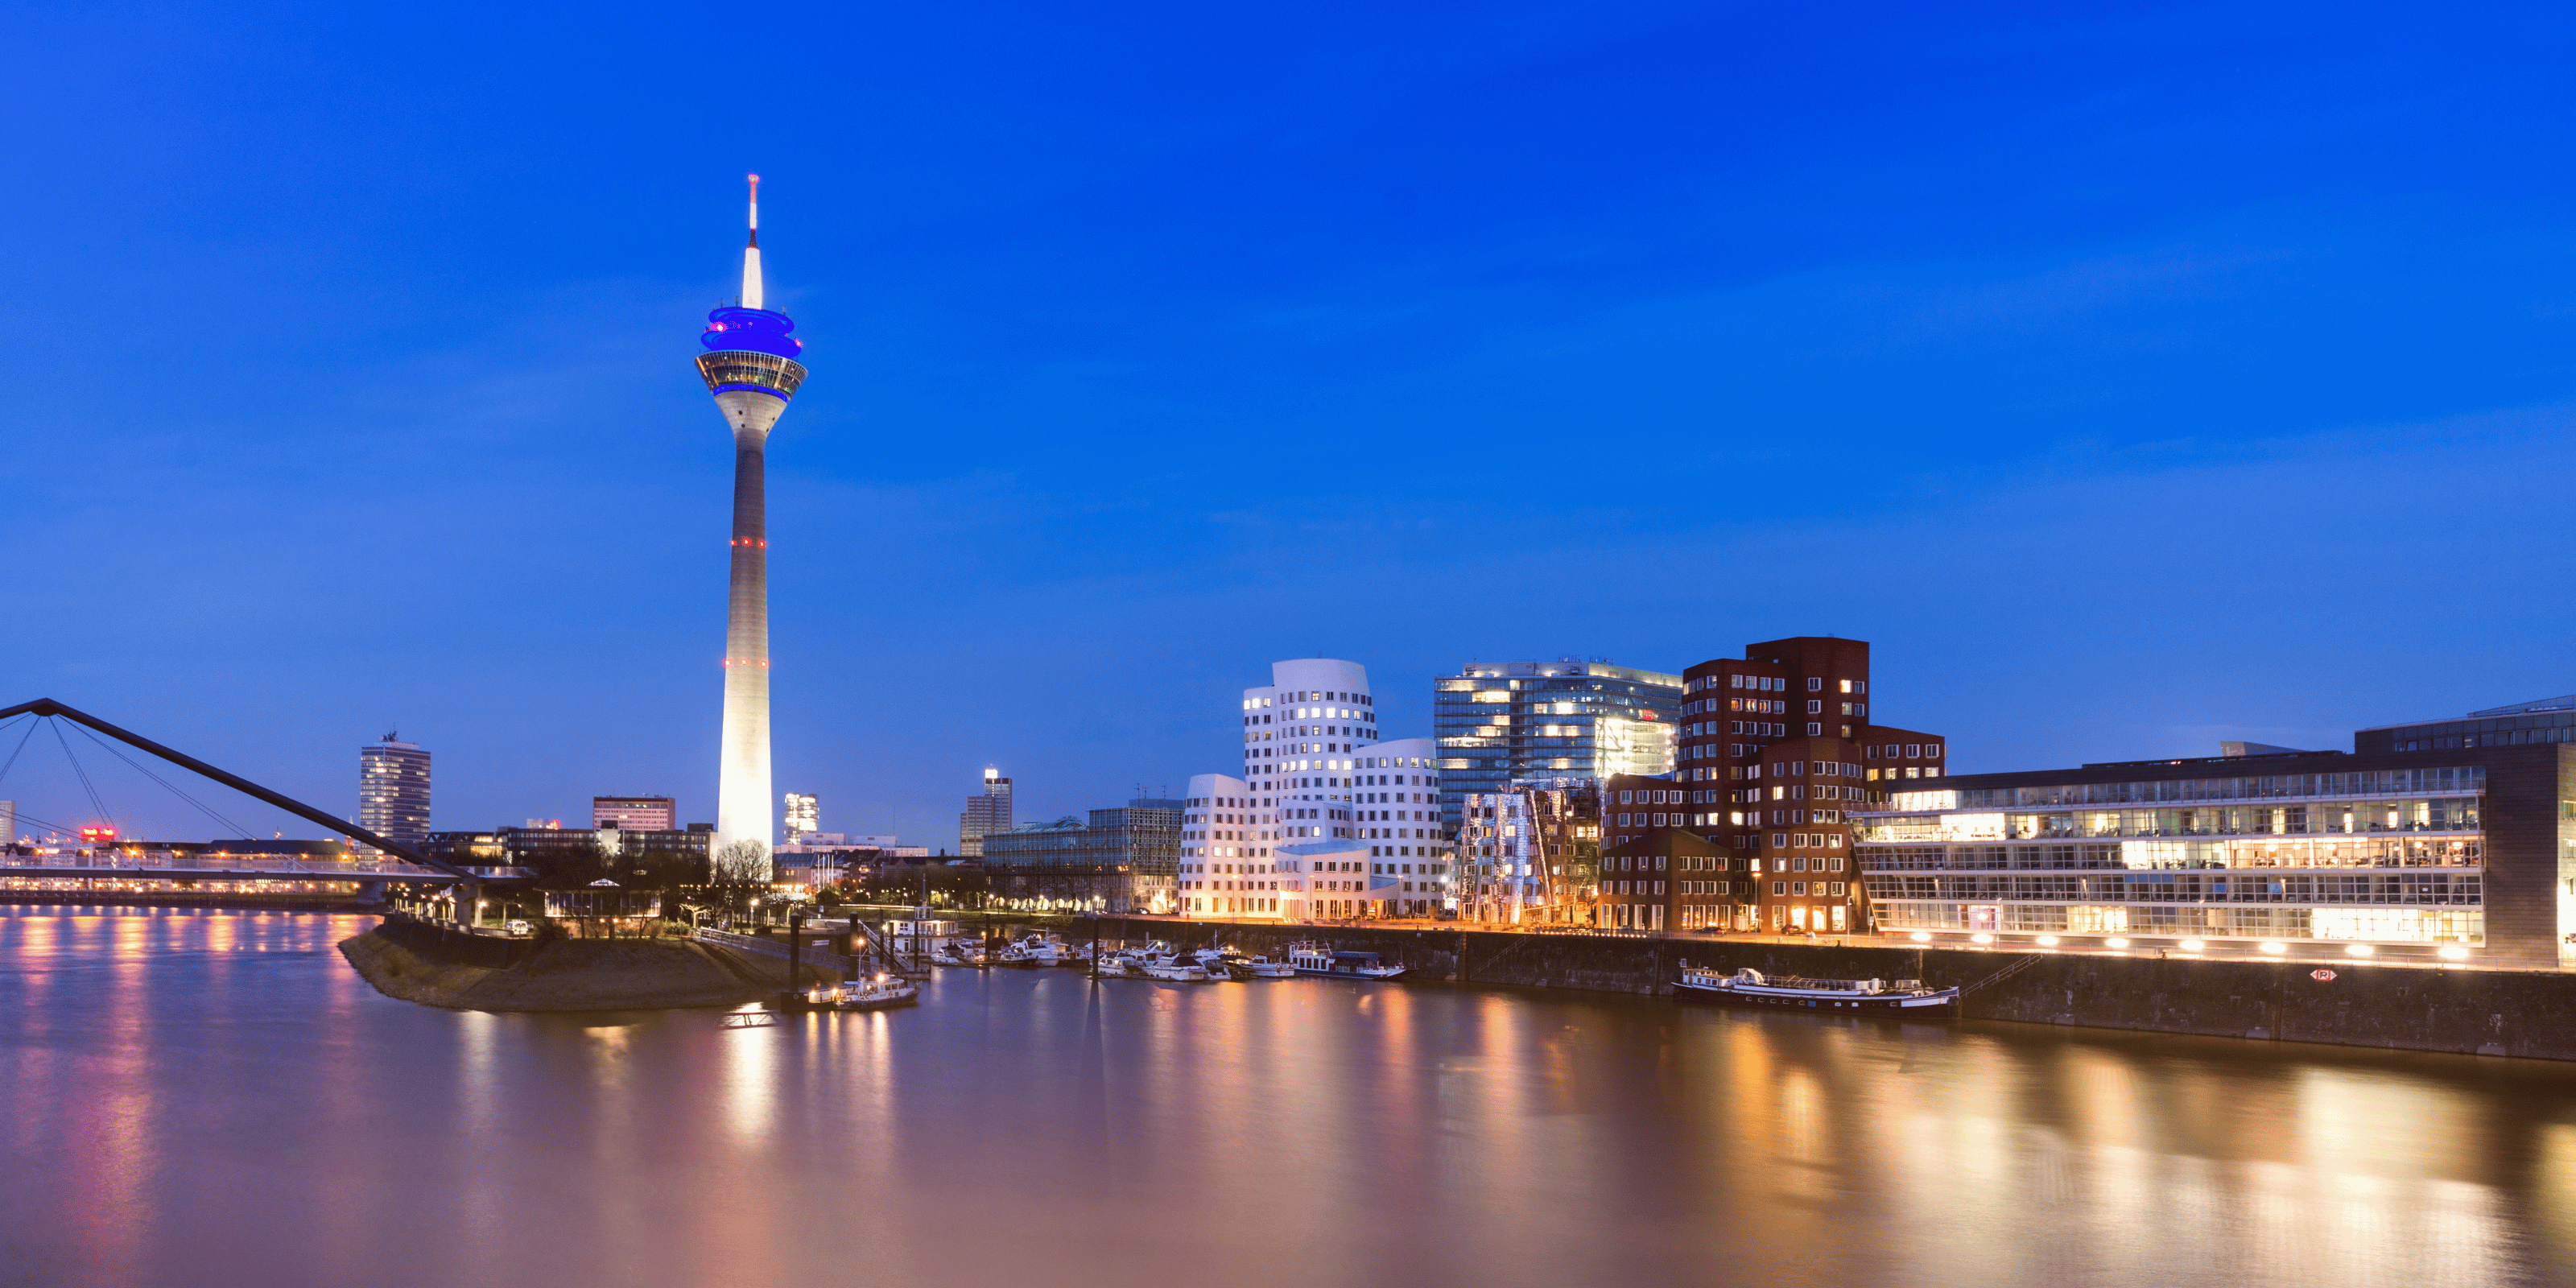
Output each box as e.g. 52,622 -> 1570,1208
959,766 -> 1013,857
1854,696 -> 2576,964
592,795 -> 677,832
357,733 -> 431,856
1433,658 -> 1682,834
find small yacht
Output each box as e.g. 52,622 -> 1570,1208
1286,943 -> 1406,980
1095,948 -> 1145,978
1139,949 -> 1211,981
1190,946 -> 1241,977
929,940 -> 986,968
996,933 -> 1075,968
1226,954 -> 1295,980
1674,966 -> 1958,1013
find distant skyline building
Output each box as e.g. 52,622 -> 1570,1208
357,733 -> 431,856
592,795 -> 676,832
1433,658 -> 1683,833
960,766 -> 1013,857
700,174 -> 811,877
783,792 -> 818,844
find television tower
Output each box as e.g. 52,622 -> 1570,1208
696,174 -> 808,873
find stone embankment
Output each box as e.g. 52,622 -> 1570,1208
1077,917 -> 2576,1062
340,916 -> 803,1012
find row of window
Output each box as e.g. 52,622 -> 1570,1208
1929,766 -> 2485,811
1872,902 -> 2485,943
1858,840 -> 2483,870
1864,873 -> 2481,904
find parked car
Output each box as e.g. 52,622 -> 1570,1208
504,920 -> 534,939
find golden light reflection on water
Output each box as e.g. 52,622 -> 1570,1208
0,912 -> 2572,1287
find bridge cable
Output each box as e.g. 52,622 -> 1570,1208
63,718 -> 259,843
0,714 -> 37,789
46,718 -> 122,839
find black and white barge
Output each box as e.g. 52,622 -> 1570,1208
1674,966 -> 1958,1013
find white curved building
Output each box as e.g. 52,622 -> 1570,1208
1187,660 -> 1452,919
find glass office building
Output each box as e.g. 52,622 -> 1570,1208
1433,659 -> 1682,834
980,799 -> 1181,913
1848,730 -> 2574,963
357,733 -> 431,856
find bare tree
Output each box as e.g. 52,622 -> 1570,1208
713,839 -> 770,884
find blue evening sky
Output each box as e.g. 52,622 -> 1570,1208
6,1 -> 2573,843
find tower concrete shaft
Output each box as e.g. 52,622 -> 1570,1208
717,416 -> 773,865
698,174 -> 807,876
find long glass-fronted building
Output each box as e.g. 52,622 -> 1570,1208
980,799 -> 1181,912
1433,659 -> 1682,834
1853,715 -> 2574,964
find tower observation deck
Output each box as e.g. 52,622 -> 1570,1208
699,175 -> 808,877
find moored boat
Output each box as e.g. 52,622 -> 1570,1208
1139,949 -> 1211,981
819,972 -> 920,1011
1286,943 -> 1406,980
1674,966 -> 1957,1013
1226,954 -> 1295,979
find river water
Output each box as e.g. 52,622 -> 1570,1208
2,908 -> 2571,1287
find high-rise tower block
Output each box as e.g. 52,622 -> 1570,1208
697,174 -> 808,874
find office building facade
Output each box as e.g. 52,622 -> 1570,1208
1455,777 -> 1600,925
1224,661 -> 1449,917
1433,659 -> 1682,835
1854,700 -> 2576,964
782,792 -> 818,843
1179,773 -> 1282,918
981,799 -> 1180,913
357,733 -> 431,857
1671,637 -> 1946,934
1236,658 -> 1379,788
592,796 -> 677,832
959,767 -> 1013,858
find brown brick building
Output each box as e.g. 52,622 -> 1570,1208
1670,637 -> 1948,934
1594,812 -> 1733,932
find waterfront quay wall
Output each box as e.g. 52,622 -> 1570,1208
1074,918 -> 2576,1061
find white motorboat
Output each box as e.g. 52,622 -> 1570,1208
997,933 -> 1072,968
1139,950 -> 1211,981
1227,954 -> 1295,979
1674,966 -> 1958,1013
929,941 -> 986,968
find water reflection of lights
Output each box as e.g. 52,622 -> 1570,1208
717,1007 -> 778,1146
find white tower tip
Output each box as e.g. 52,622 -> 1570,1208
741,175 -> 764,310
